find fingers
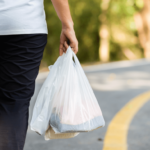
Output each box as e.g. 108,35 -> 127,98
70,40 -> 78,54
59,41 -> 69,56
59,32 -> 67,56
59,43 -> 64,56
62,41 -> 78,55
63,41 -> 78,54
64,41 -> 69,50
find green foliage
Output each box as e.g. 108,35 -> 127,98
108,0 -> 143,61
109,40 -> 124,61
69,0 -> 101,63
134,0 -> 144,10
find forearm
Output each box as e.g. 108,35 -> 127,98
51,0 -> 74,29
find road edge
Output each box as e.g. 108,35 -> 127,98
36,58 -> 150,81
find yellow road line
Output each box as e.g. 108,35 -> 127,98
103,90 -> 150,150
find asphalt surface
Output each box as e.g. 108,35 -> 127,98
24,59 -> 150,150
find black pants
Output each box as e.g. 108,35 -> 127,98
0,34 -> 47,150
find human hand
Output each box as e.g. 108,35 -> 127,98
59,27 -> 78,56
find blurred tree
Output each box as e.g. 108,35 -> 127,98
99,0 -> 111,62
134,0 -> 150,58
101,0 -> 144,61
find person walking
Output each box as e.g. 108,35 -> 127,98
0,0 -> 78,149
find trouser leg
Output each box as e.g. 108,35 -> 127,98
0,34 -> 47,150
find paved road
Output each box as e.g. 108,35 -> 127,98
24,59 -> 150,150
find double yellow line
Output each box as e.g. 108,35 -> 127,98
103,90 -> 150,150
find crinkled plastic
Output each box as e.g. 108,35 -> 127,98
30,46 -> 105,137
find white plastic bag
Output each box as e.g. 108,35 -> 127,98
30,46 -> 105,136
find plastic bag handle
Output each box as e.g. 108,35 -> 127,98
69,46 -> 80,65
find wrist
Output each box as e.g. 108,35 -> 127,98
62,21 -> 74,30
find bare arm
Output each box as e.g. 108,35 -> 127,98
51,0 -> 78,55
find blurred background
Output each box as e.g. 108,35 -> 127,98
40,0 -> 150,68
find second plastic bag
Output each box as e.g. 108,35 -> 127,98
30,46 -> 105,135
